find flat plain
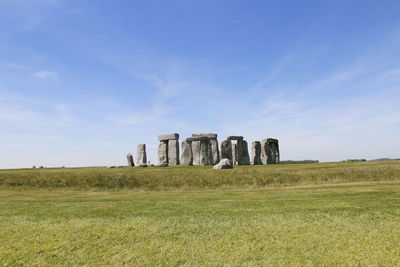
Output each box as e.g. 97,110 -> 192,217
1,161 -> 400,265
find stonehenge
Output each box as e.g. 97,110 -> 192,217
251,141 -> 262,165
127,153 -> 135,167
129,133 -> 279,168
261,138 -> 280,164
158,133 -> 180,165
137,144 -> 147,164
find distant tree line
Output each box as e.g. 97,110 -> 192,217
280,160 -> 319,164
342,159 -> 367,162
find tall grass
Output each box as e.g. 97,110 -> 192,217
1,161 -> 400,190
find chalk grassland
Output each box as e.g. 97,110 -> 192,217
0,182 -> 400,266
1,161 -> 400,190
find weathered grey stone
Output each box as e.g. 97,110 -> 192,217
137,144 -> 147,164
192,133 -> 218,139
237,140 -> 250,165
261,138 -> 280,164
191,141 -> 201,165
168,139 -> 180,165
232,143 -> 237,165
227,136 -> 243,141
210,138 -> 220,164
158,141 -> 168,164
180,140 -> 193,166
251,141 -> 262,165
213,158 -> 233,169
220,140 -> 232,163
138,163 -> 148,167
186,136 -> 208,142
158,133 -> 179,141
200,139 -> 212,165
157,162 -> 168,167
127,153 -> 135,167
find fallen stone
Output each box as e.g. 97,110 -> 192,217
127,153 -> 135,167
137,144 -> 147,164
213,158 -> 233,169
158,141 -> 168,165
157,162 -> 168,167
180,140 -> 193,166
168,139 -> 180,165
227,136 -> 243,141
158,133 -> 179,141
138,163 -> 148,167
251,141 -> 262,165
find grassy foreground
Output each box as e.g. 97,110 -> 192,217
1,182 -> 400,265
1,161 -> 400,190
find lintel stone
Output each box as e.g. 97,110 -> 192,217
227,136 -> 243,141
158,133 -> 179,141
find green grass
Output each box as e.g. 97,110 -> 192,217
1,182 -> 400,265
1,161 -> 400,265
1,161 -> 400,190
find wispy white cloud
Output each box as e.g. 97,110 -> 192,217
33,70 -> 58,80
3,62 -> 26,70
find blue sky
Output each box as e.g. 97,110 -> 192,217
1,0 -> 400,168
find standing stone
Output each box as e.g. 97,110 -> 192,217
158,141 -> 168,164
220,140 -> 233,163
209,138 -> 220,164
261,139 -> 268,165
261,138 -> 280,164
168,139 -> 180,165
200,139 -> 212,165
137,144 -> 147,164
180,140 -> 193,166
237,140 -> 250,165
127,153 -> 135,167
192,133 -> 219,165
232,143 -> 238,165
191,140 -> 201,165
251,141 -> 262,165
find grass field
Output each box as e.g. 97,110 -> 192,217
1,162 -> 400,265
1,161 -> 400,190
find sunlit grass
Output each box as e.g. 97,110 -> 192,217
0,182 -> 399,265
